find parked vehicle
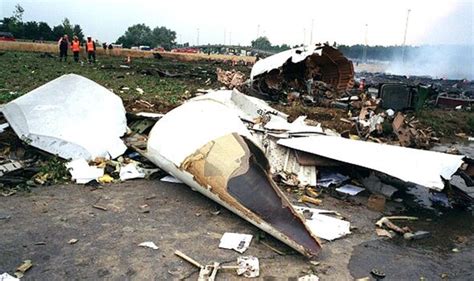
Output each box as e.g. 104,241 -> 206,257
0,32 -> 15,41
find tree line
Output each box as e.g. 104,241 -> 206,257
1,3 -> 429,59
0,4 -> 84,42
116,24 -> 176,50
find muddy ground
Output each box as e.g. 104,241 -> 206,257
1,178 -> 472,280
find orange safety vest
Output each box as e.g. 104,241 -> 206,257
71,41 -> 80,52
87,41 -> 94,52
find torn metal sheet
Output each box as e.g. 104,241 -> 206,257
278,135 -> 465,191
294,206 -> 351,241
335,184 -> 365,196
0,160 -> 23,177
3,74 -> 127,160
251,45 -> 321,80
191,89 -> 288,123
146,98 -> 321,258
251,45 -> 354,91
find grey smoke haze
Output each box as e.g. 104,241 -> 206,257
387,2 -> 473,79
387,45 -> 474,79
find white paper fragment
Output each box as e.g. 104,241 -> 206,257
298,274 -> 320,281
0,123 -> 9,133
136,112 -> 164,119
119,163 -> 146,180
335,184 -> 365,196
66,159 -> 104,184
2,74 -> 127,160
0,273 -> 19,281
219,233 -> 253,253
138,241 -> 159,250
160,175 -> 183,184
386,109 -> 395,117
295,206 -> 351,241
278,135 -> 465,191
237,256 -> 260,278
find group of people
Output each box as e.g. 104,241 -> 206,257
58,35 -> 96,63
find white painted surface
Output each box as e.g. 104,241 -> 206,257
3,74 -> 127,160
278,135 -> 465,190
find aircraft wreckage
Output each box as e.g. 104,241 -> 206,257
1,47 -> 471,259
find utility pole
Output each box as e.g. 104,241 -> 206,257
229,31 -> 232,46
257,24 -> 260,38
224,29 -> 226,45
362,24 -> 368,63
401,9 -> 411,62
310,18 -> 314,45
303,28 -> 306,46
196,28 -> 200,46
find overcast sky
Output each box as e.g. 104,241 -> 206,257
1,0 -> 473,46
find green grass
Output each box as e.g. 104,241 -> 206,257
0,51 -> 250,110
416,109 -> 474,137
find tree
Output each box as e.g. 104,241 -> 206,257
52,18 -> 74,40
38,22 -> 53,40
52,24 -> 64,40
116,24 -> 153,48
251,36 -> 272,50
73,24 -> 84,42
13,4 -> 24,22
23,21 -> 39,39
151,26 -> 176,50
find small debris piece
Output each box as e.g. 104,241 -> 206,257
66,159 -> 104,184
294,206 -> 351,241
298,274 -> 320,281
375,228 -> 393,238
92,204 -> 108,211
452,248 -> 460,253
68,239 -> 78,244
367,194 -> 386,212
138,241 -> 159,250
403,231 -> 430,240
34,242 -> 46,245
260,240 -> 286,255
98,174 -> 114,183
216,68 -> 245,89
160,175 -> 183,184
300,195 -> 322,206
0,273 -> 19,281
375,216 -> 417,234
119,163 -> 146,180
335,184 -> 365,196
237,256 -> 259,278
219,233 -> 253,253
371,268 -> 386,279
15,260 -> 32,278
174,250 -> 203,268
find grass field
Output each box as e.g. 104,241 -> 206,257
0,51 -> 251,111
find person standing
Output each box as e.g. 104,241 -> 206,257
71,36 -> 81,62
58,35 -> 69,62
85,36 -> 96,63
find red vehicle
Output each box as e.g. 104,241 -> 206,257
0,32 -> 15,41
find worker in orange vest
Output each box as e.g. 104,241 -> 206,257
71,36 -> 81,62
85,36 -> 96,63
